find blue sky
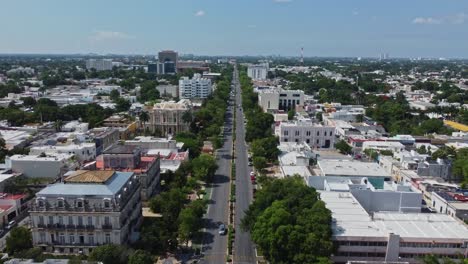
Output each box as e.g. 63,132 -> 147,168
1,0 -> 467,58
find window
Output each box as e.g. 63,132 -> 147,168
68,216 -> 73,226
77,199 -> 83,208
57,199 -> 64,207
78,216 -> 83,226
317,131 -> 320,136
48,216 -> 53,225
104,216 -> 110,225
295,131 -> 300,136
88,234 -> 94,245
59,233 -> 65,244
105,233 -> 111,244
38,199 -> 44,207
39,232 -> 46,243
58,216 -> 63,225
87,216 -> 92,226
69,234 -> 75,244
284,131 -> 288,136
306,139 -> 310,144
38,216 -> 44,225
316,139 -> 320,144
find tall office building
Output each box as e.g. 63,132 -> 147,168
86,59 -> 113,71
247,63 -> 268,80
158,50 -> 178,74
179,73 -> 212,99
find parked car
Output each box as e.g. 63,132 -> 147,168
6,220 -> 15,230
218,224 -> 227,235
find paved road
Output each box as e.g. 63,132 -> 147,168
233,66 -> 256,264
200,69 -> 236,264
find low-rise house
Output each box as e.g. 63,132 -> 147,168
431,191 -> 468,221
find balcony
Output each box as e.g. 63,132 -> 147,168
46,224 -> 65,229
101,224 -> 113,230
86,225 -> 95,230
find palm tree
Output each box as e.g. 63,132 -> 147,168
139,111 -> 150,131
54,120 -> 63,132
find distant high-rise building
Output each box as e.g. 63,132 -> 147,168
179,73 -> 212,99
158,50 -> 178,74
247,63 -> 269,80
147,63 -> 165,75
86,59 -> 113,71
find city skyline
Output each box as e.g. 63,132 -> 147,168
1,0 -> 468,58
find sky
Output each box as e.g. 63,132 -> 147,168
1,0 -> 468,58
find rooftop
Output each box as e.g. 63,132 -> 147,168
64,170 -> 115,184
320,191 -> 468,239
38,171 -> 134,197
103,144 -> 140,154
318,160 -> 390,178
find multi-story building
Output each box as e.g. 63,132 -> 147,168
156,84 -> 178,98
158,50 -> 178,74
179,74 -> 212,99
29,143 -> 96,162
30,170 -> 142,254
5,154 -> 78,179
96,144 -> 161,201
102,115 -> 139,140
147,63 -> 165,75
247,64 -> 268,80
85,59 -> 113,71
149,100 -> 192,136
257,87 -> 305,112
277,120 -> 335,149
321,191 -> 468,263
431,191 -> 468,222
87,127 -> 120,155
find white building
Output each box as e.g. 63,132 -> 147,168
29,143 -> 96,162
321,191 -> 468,263
156,85 -> 178,98
257,87 -> 305,112
247,64 -> 268,80
85,59 -> 113,71
178,74 -> 212,99
5,154 -> 77,178
30,170 -> 142,254
362,141 -> 405,153
277,120 -> 335,149
278,142 -> 314,178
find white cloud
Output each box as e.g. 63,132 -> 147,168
89,30 -> 135,41
247,24 -> 257,28
412,17 -> 442,25
273,0 -> 293,3
352,9 -> 359,16
412,13 -> 467,25
195,10 -> 205,17
447,13 -> 467,24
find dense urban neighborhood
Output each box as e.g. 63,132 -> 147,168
0,52 -> 466,264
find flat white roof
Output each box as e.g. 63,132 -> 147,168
281,166 -> 311,177
320,191 -> 468,239
318,160 -> 390,178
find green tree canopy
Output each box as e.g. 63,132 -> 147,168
242,177 -> 333,264
89,244 -> 129,264
128,250 -> 154,264
6,226 -> 33,255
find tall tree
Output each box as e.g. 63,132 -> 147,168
6,226 -> 33,255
